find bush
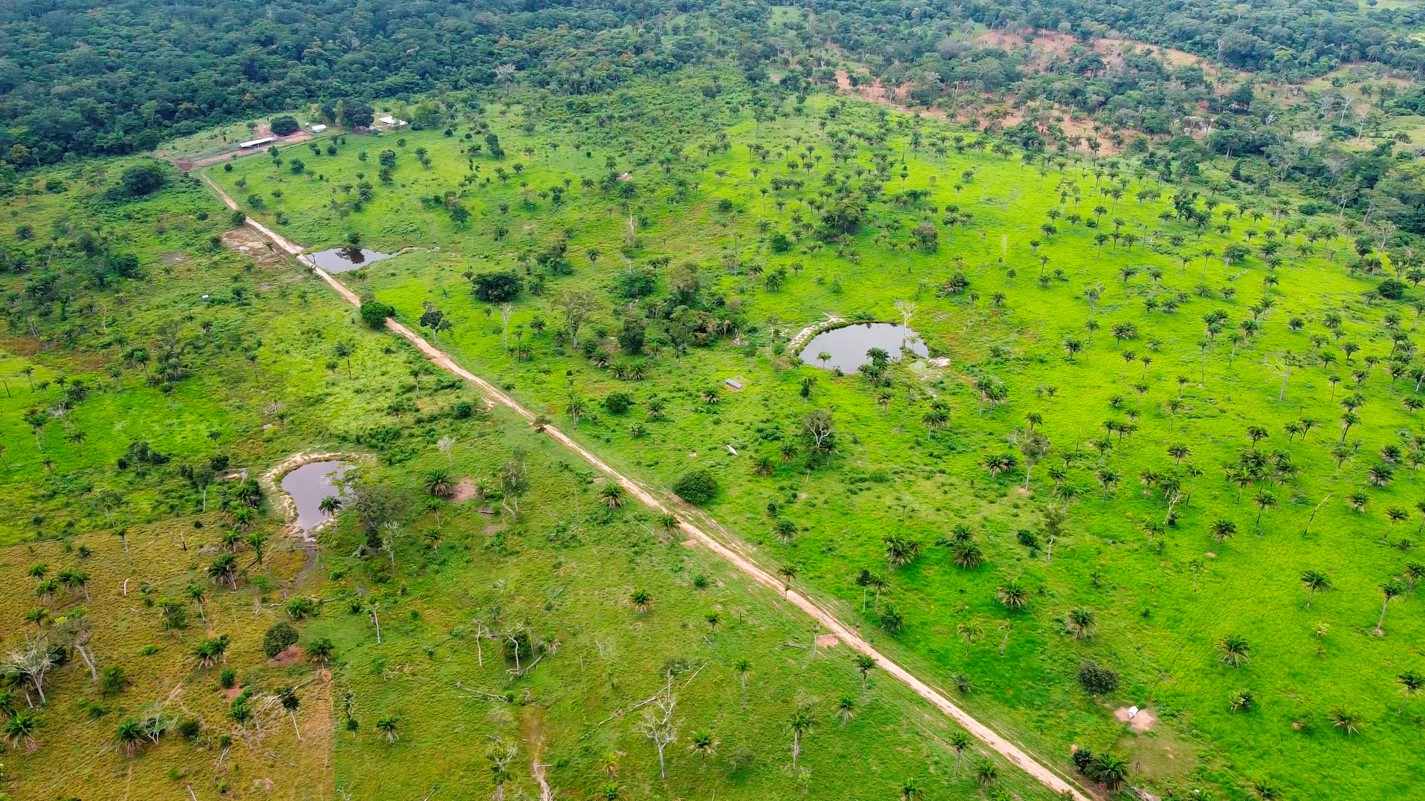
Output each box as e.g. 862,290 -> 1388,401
1078,661 -> 1119,695
262,621 -> 299,658
101,665 -> 127,695
359,299 -> 395,328
673,470 -> 718,505
117,162 -> 167,197
1378,278 -> 1408,300
178,717 -> 203,740
270,115 -> 300,136
471,270 -> 523,302
603,392 -> 633,415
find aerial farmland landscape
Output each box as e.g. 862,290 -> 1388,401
2,2 -> 1425,800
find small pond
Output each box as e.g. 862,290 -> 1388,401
799,323 -> 928,373
281,460 -> 351,531
307,247 -> 392,273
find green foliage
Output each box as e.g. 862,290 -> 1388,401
470,270 -> 523,302
672,470 -> 718,505
262,621 -> 299,658
270,115 -> 300,136
116,162 -> 167,197
360,299 -> 395,329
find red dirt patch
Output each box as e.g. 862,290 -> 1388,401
222,228 -> 288,268
451,477 -> 480,503
269,644 -> 306,667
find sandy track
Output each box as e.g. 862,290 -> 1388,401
200,174 -> 1092,801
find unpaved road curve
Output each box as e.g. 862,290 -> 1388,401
201,174 -> 1092,801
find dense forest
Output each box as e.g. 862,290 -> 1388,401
2,0 -> 1423,167
7,2 -> 1425,800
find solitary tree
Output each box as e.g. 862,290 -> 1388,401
638,682 -> 679,779
789,705 -> 815,769
1375,579 -> 1405,637
854,654 -> 875,688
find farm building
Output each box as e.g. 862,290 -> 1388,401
309,123 -> 327,133
238,136 -> 275,149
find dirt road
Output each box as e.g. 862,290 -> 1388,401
200,174 -> 1092,801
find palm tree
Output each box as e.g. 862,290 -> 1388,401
777,564 -> 798,593
927,730 -> 960,776
186,582 -> 208,622
5,710 -> 39,749
423,469 -> 454,499
837,695 -> 855,724
995,581 -> 1028,611
883,535 -> 921,568
600,484 -> 625,508
1398,670 -> 1424,696
1375,579 -> 1405,637
1064,607 -> 1095,639
116,718 -> 146,756
630,589 -> 652,613
1300,570 -> 1332,607
1210,519 -> 1237,543
1093,753 -> 1129,791
974,759 -> 998,786
952,541 -> 984,569
318,495 -> 343,518
789,706 -> 815,769
246,531 -> 268,565
1219,634 -> 1251,667
689,730 -> 718,759
1253,491 -> 1276,530
376,715 -> 400,743
487,740 -> 517,801
207,553 -> 238,589
847,654 -> 874,688
1331,708 -> 1360,735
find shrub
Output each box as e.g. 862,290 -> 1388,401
1078,661 -> 1119,695
262,621 -> 299,658
359,299 -> 395,328
1378,278 -> 1408,300
100,665 -> 127,695
270,115 -> 300,136
471,270 -> 523,302
117,162 -> 167,197
673,470 -> 718,505
603,392 -> 633,415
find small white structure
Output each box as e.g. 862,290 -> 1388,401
238,136 -> 276,149
309,123 -> 328,133
377,115 -> 407,128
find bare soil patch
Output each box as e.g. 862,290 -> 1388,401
451,476 -> 479,503
269,644 -> 306,667
222,228 -> 289,268
814,633 -> 840,648
1114,705 -> 1158,732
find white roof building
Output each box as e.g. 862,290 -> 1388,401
309,123 -> 328,133
238,136 -> 276,149
377,115 -> 408,128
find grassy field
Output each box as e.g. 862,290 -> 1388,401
210,75 -> 1425,799
0,140 -> 1059,800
